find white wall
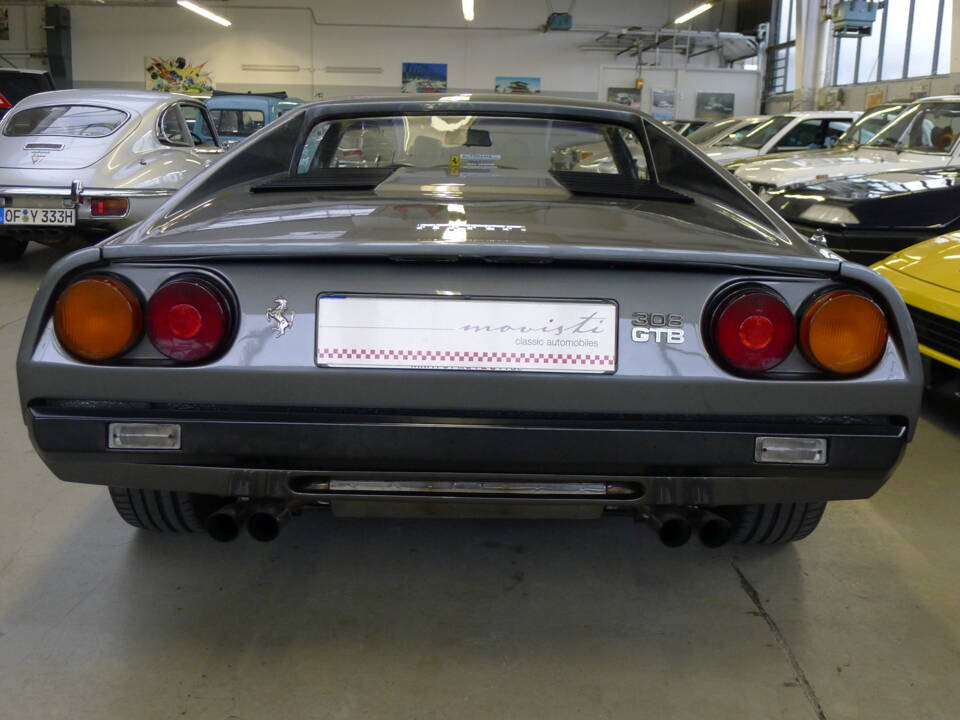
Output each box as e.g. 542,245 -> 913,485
62,0 -> 744,99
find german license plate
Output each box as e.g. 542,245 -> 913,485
317,296 -> 617,373
0,207 -> 75,226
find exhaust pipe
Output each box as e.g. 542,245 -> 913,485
642,507 -> 692,547
694,509 -> 733,548
247,501 -> 292,542
205,502 -> 250,543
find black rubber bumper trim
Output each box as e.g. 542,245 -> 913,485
29,406 -> 908,478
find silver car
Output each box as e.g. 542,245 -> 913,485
17,95 -> 922,549
0,89 -> 224,260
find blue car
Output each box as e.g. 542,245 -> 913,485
205,91 -> 305,144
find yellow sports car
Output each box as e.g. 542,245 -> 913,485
873,233 -> 960,386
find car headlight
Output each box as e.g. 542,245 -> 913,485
798,204 -> 860,226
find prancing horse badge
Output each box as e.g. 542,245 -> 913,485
267,297 -> 294,337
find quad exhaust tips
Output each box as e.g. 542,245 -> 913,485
641,507 -> 733,548
205,501 -> 294,542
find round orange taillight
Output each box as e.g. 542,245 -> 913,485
53,275 -> 142,361
799,290 -> 887,375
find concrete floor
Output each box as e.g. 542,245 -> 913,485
1,244 -> 958,720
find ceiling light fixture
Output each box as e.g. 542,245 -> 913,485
462,0 -> 474,22
674,2 -> 714,24
177,0 -> 231,27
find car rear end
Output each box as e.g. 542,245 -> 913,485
17,96 -> 923,546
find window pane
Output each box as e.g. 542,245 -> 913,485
836,37 -> 858,85
907,3 -> 935,77
938,1 -> 952,74
881,0 -> 911,80
4,105 -> 127,137
785,46 -> 796,92
777,0 -> 793,44
857,8 -> 884,82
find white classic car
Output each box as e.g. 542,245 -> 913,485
736,96 -> 960,195
686,115 -> 768,147
703,110 -> 861,165
0,89 -> 225,260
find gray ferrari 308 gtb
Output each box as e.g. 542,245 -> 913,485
17,95 -> 922,547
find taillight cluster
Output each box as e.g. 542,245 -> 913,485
54,274 -> 233,364
710,285 -> 888,377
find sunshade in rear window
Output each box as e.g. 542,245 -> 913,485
4,105 -> 128,138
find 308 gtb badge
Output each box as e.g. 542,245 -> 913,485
631,312 -> 684,344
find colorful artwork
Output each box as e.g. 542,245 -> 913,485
401,63 -> 447,94
651,89 -> 676,121
607,87 -> 642,109
145,56 -> 214,95
695,92 -> 734,121
495,76 -> 541,94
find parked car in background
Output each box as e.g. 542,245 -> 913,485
18,94 -> 921,548
205,90 -> 306,145
764,166 -> 960,265
0,68 -> 55,119
686,115 -> 768,147
728,102 -> 908,178
663,119 -> 707,136
0,89 -> 224,260
874,234 -> 960,396
704,111 -> 861,165
737,97 -> 960,193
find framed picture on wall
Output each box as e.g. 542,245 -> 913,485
145,57 -> 214,95
651,89 -> 675,121
864,90 -> 885,108
607,87 -> 642,109
401,63 -> 447,93
495,77 -> 541,94
695,92 -> 734,121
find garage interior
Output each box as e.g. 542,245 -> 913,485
1,1 -> 959,718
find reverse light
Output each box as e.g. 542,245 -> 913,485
799,290 -> 887,375
713,289 -> 795,372
54,275 -> 142,361
89,197 -> 129,217
147,276 -> 231,362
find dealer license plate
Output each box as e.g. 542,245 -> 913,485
317,296 -> 617,373
0,207 -> 75,226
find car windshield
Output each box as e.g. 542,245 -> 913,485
715,116 -> 792,148
296,115 -> 647,177
686,117 -> 744,144
209,108 -> 266,137
837,105 -> 905,145
866,102 -> 960,153
4,105 -> 128,138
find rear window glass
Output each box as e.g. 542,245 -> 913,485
209,109 -> 266,136
296,115 -> 649,178
4,105 -> 128,138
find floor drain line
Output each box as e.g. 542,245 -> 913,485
732,562 -> 828,720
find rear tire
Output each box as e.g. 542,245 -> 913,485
0,238 -> 27,261
108,487 -> 225,532
725,502 -> 827,544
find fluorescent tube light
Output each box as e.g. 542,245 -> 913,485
241,64 -> 300,72
177,0 -> 231,27
674,2 -> 713,24
462,0 -> 474,22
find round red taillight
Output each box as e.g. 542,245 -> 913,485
147,277 -> 231,362
713,289 -> 796,372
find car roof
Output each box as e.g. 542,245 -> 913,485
10,88 -> 188,113
779,110 -> 861,118
912,95 -> 960,103
301,93 -> 645,114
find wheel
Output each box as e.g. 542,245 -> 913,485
0,237 -> 27,261
723,502 -> 827,544
108,487 -> 225,532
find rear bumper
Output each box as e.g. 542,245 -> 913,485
28,403 -> 909,506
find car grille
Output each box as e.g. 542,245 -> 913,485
908,305 -> 960,361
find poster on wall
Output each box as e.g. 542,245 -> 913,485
494,76 -> 541,94
401,63 -> 447,93
695,92 -> 734,120
651,89 -> 676,121
0,9 -> 9,41
607,87 -> 642,109
864,90 -> 885,108
145,57 -> 214,95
